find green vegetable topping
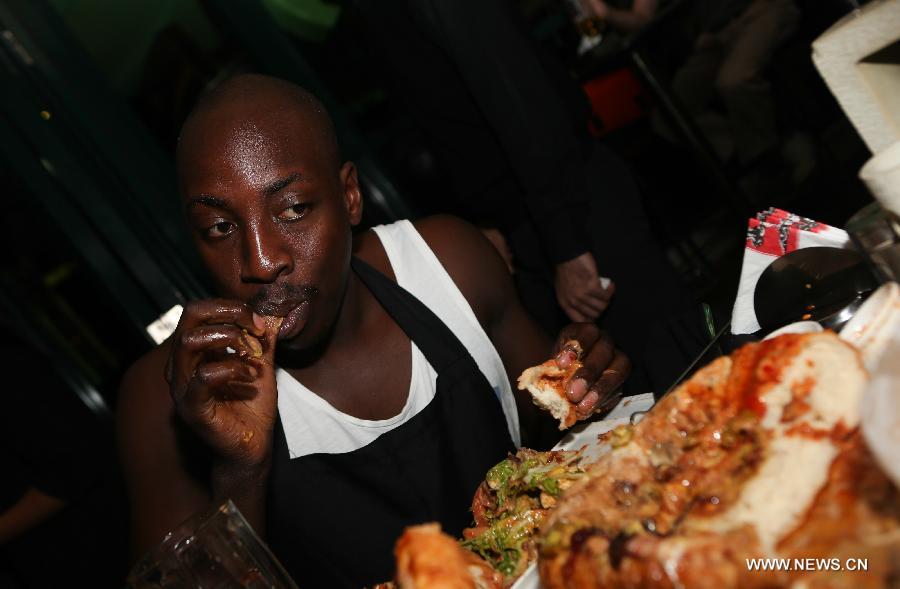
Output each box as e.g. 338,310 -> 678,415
541,477 -> 559,495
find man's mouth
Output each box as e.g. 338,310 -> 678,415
275,300 -> 311,340
248,284 -> 317,340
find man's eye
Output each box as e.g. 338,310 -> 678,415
206,221 -> 234,238
278,203 -> 309,221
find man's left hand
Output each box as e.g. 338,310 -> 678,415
554,252 -> 614,323
554,323 -> 630,420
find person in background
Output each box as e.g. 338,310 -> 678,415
580,0 -> 659,34
355,0 -> 697,393
667,0 -> 801,167
0,323 -> 125,588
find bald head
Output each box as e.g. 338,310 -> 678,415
175,75 -> 364,350
176,74 -> 341,189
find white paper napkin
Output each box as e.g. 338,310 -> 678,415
731,208 -> 850,335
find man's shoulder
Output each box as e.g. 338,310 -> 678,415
122,341 -> 170,387
414,215 -> 514,324
355,215 -> 497,279
118,341 -> 173,423
417,212 -> 508,267
411,215 -> 484,252
355,215 -> 515,325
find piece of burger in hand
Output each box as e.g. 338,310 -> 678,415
517,340 -> 584,430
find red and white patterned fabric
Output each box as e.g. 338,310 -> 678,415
731,208 -> 850,334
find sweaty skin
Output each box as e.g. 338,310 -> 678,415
116,74 -> 629,561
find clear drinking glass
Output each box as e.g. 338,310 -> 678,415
846,202 -> 900,283
126,500 -> 299,589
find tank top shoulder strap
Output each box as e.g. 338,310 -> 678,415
350,256 -> 476,373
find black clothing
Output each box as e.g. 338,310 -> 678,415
509,144 -> 703,394
265,258 -> 515,588
356,0 -> 594,265
355,0 -> 702,393
699,0 -> 754,32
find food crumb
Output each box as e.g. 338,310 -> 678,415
802,313 -> 812,320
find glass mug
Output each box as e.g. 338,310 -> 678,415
126,500 -> 299,589
846,202 -> 900,283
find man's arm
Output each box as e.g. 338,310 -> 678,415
117,344 -> 210,561
416,216 -> 629,446
0,487 -> 65,544
414,216 -> 559,445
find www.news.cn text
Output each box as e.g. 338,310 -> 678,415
746,558 -> 868,572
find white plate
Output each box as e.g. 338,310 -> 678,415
509,393 -> 655,589
763,320 -> 823,340
840,282 -> 900,370
861,340 -> 900,489
840,282 -> 900,488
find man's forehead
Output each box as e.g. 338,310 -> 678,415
180,113 -> 322,190
176,76 -> 340,194
221,119 -> 289,166
187,107 -> 307,158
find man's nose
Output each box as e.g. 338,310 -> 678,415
240,225 -> 291,283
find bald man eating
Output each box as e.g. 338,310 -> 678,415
117,74 -> 629,587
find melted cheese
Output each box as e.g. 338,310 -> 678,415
695,334 -> 867,553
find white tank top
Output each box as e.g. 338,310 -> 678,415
275,220 -> 521,459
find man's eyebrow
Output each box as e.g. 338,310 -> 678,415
263,172 -> 303,197
186,195 -> 227,209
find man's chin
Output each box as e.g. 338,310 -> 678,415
273,316 -> 330,359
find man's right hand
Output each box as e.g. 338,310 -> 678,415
165,300 -> 281,470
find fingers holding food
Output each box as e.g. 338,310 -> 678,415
166,324 -> 263,401
567,331 -> 614,403
164,299 -> 263,386
522,327 -> 630,429
184,299 -> 265,334
575,348 -> 630,418
520,338 -> 585,430
553,323 -> 600,360
256,314 -> 283,360
594,348 -> 630,394
186,357 -> 259,403
164,299 -> 283,465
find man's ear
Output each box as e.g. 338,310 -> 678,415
340,161 -> 363,226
